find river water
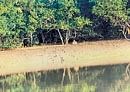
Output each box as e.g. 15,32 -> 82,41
0,64 -> 130,92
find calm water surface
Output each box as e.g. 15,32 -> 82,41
0,64 -> 130,92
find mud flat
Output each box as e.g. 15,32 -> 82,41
0,40 -> 130,76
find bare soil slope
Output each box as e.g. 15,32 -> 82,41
0,40 -> 130,75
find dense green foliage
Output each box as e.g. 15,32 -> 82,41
0,0 -> 130,48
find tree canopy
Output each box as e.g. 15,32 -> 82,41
0,0 -> 130,48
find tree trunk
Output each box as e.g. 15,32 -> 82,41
30,32 -> 33,46
0,36 -> 2,46
41,32 -> 45,44
122,24 -> 130,40
65,30 -> 69,44
0,36 -> 4,50
74,30 -> 77,38
57,29 -> 64,45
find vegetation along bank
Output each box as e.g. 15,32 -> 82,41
0,0 -> 130,49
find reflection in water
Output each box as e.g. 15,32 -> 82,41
0,64 -> 130,92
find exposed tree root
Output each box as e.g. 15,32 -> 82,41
125,63 -> 130,81
61,68 -> 72,85
33,73 -> 36,86
43,71 -> 47,85
2,76 -> 6,92
61,68 -> 66,85
74,66 -> 80,82
61,67 -> 80,84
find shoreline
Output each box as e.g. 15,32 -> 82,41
0,40 -> 130,76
